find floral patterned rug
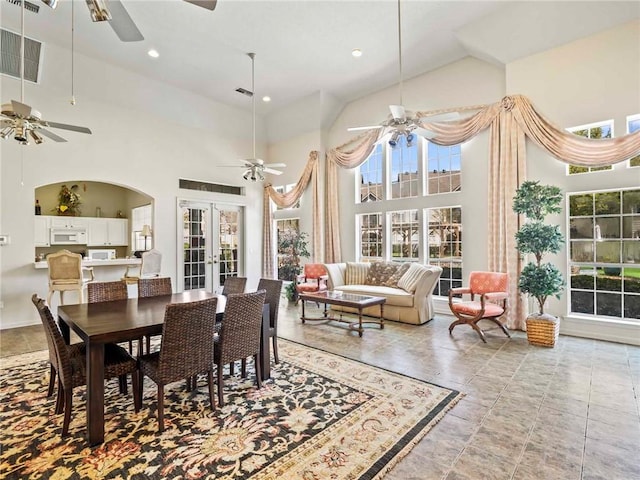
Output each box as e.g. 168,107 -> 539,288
0,340 -> 461,479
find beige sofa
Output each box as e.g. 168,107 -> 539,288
323,262 -> 442,325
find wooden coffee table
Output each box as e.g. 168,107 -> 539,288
299,291 -> 386,337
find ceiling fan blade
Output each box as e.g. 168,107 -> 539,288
414,126 -> 437,140
389,105 -> 406,121
263,168 -> 283,175
11,100 -> 32,119
106,0 -> 144,42
36,128 -> 68,142
420,111 -> 460,122
44,121 -> 92,134
348,125 -> 383,132
263,163 -> 286,168
41,0 -> 58,8
184,0 -> 217,11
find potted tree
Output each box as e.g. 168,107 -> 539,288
278,230 -> 310,302
513,181 -> 565,347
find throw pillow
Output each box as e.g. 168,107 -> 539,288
365,262 -> 399,285
397,263 -> 427,293
345,262 -> 369,285
383,262 -> 411,287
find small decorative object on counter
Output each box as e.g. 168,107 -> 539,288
35,200 -> 41,215
116,210 -> 124,218
35,254 -> 43,262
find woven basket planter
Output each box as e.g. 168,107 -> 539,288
526,313 -> 559,347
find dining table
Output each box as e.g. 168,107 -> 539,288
57,290 -> 271,445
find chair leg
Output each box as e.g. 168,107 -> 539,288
157,384 -> 165,433
486,317 -> 511,338
119,375 -> 128,395
229,362 -> 235,376
470,322 -> 488,343
254,354 -> 262,389
61,389 -> 73,437
241,359 -> 247,378
217,365 -> 225,407
207,370 -> 216,410
137,370 -> 144,408
131,372 -> 140,413
272,336 -> 279,364
448,318 -> 468,334
47,365 -> 57,397
55,380 -> 64,414
146,336 -> 151,355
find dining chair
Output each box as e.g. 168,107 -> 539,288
221,276 -> 247,295
137,297 -> 218,432
257,278 -> 283,364
138,277 -> 173,354
448,271 -> 510,343
46,249 -> 94,306
122,249 -> 162,284
215,290 -> 266,407
31,294 -> 140,437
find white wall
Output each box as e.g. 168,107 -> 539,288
1,42 -> 265,329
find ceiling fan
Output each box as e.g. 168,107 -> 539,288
348,0 -> 459,147
224,53 -> 286,182
1,1 -> 92,145
40,0 -> 217,43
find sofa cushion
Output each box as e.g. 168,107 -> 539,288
345,262 -> 369,285
398,263 -> 427,293
365,262 -> 400,286
383,262 -> 411,287
335,285 -> 414,308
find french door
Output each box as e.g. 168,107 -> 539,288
178,201 -> 244,293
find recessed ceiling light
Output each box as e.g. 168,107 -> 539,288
147,49 -> 159,58
262,96 -> 271,102
352,48 -> 363,58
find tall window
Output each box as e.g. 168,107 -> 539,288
358,213 -> 383,262
568,189 -> 640,320
131,204 -> 152,251
390,210 -> 419,262
426,206 -> 463,296
426,143 -> 462,194
358,144 -> 383,202
567,121 -> 614,174
390,136 -> 419,199
276,218 -> 300,281
628,114 -> 640,168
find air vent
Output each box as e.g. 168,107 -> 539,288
4,0 -> 40,13
1,28 -> 42,82
179,179 -> 244,196
235,87 -> 253,97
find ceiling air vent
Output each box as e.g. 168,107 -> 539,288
179,179 -> 244,196
1,28 -> 43,83
4,0 -> 40,13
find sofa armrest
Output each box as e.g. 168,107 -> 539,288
323,263 -> 346,289
413,265 -> 443,323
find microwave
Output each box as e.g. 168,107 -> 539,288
50,228 -> 87,245
87,249 -> 116,261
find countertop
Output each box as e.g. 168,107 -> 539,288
34,258 -> 142,269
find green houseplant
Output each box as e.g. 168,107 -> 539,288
513,181 -> 565,346
278,230 -> 310,282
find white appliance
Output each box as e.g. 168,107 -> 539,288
50,228 -> 87,245
87,249 -> 116,260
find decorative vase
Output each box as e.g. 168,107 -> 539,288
525,313 -> 559,347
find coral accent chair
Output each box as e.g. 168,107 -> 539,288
448,271 -> 510,343
295,263 -> 328,302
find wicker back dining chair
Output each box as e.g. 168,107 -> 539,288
87,280 -> 128,303
138,277 -> 172,298
215,290 -> 266,407
32,294 -> 140,437
137,297 -> 218,432
257,278 -> 283,364
221,276 -> 247,295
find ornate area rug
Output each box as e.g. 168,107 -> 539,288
0,340 -> 461,479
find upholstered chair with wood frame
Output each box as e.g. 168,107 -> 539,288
448,271 -> 510,343
295,263 -> 328,304
46,249 -> 94,306
137,297 -> 218,432
32,294 -> 140,438
123,249 -> 162,284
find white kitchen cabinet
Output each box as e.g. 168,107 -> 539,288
87,218 -> 128,246
50,216 -> 88,229
34,216 -> 51,247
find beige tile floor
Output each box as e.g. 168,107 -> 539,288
2,299 -> 639,480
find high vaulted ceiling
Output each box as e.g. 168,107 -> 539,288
1,0 -> 639,115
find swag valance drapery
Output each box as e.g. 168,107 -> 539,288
262,151 -> 319,279
323,94 -> 640,330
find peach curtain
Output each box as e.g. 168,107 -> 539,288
324,94 -> 640,329
262,151 -> 319,279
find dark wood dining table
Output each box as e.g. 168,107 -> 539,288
57,290 -> 271,445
